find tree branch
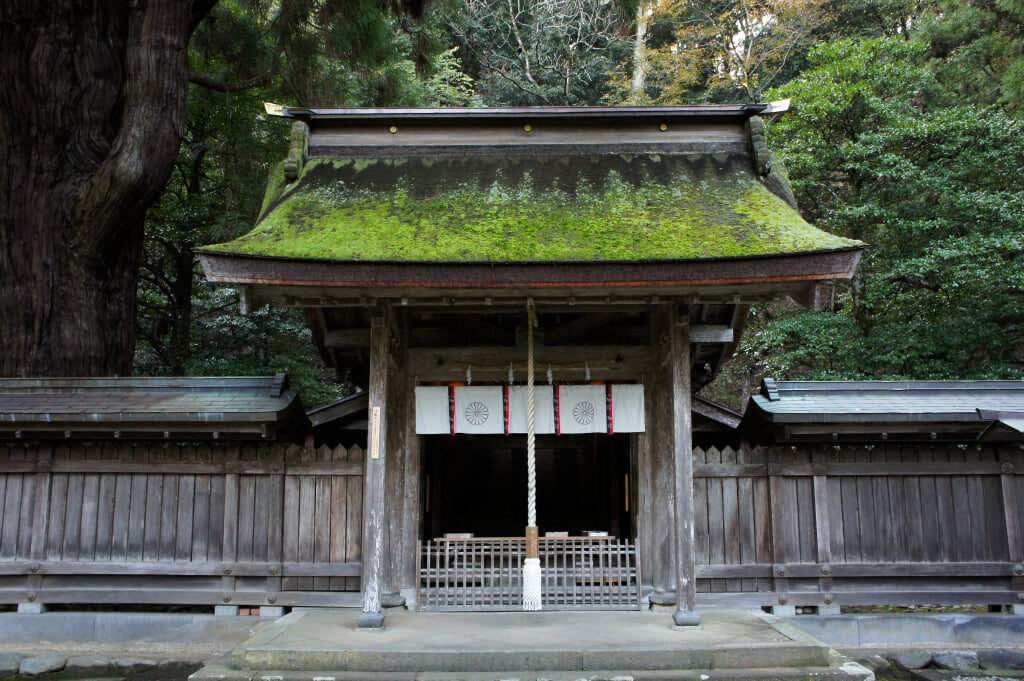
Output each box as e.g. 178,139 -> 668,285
188,71 -> 273,93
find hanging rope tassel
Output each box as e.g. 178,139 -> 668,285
523,299 -> 542,611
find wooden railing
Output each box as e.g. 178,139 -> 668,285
418,536 -> 640,611
0,441 -> 364,608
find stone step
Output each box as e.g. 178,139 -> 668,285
192,663 -> 873,681
233,642 -> 830,673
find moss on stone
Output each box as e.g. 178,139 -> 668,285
203,155 -> 861,263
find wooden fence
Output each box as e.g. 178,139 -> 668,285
692,444 -> 1024,609
0,441 -> 363,608
0,440 -> 1020,611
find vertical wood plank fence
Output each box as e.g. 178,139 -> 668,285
0,440 -> 1019,610
693,444 -> 1024,609
0,442 -> 363,608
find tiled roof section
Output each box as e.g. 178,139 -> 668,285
753,379 -> 1024,419
0,375 -> 309,441
307,391 -> 368,428
743,379 -> 1024,443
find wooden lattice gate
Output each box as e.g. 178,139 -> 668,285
417,537 -> 640,610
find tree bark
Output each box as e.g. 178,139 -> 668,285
0,0 -> 213,377
629,2 -> 652,103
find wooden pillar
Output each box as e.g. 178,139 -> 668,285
1001,449 -> 1022,613
669,304 -> 699,626
642,303 -> 699,625
382,308 -> 409,607
813,458 -> 836,612
400,384 -> 422,595
359,309 -> 391,628
644,306 -> 676,604
220,445 -> 240,612
26,444 -> 53,612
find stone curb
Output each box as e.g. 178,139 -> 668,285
19,654 -> 68,676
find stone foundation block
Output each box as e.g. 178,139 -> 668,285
17,602 -> 48,614
19,655 -> 67,676
890,651 -> 933,670
932,651 -> 980,671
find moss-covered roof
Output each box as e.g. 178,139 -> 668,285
202,154 -> 860,264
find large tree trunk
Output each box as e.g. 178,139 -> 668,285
0,1 -> 213,377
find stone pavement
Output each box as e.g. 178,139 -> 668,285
1,609 -> 1021,681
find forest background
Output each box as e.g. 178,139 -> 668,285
80,0 -> 1024,408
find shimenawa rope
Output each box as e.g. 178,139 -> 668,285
523,299 -> 542,611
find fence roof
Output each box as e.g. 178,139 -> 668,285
0,375 -> 309,442
743,378 -> 1024,443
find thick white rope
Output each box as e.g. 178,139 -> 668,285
523,300 -> 541,611
526,305 -> 537,529
523,557 -> 541,608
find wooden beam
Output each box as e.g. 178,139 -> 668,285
765,462 -> 1006,476
324,328 -> 372,348
305,307 -> 334,368
689,324 -> 734,344
670,305 -> 699,626
457,317 -> 513,345
694,562 -> 1023,579
0,560 -> 362,577
545,313 -> 618,345
358,311 -> 390,628
789,284 -> 821,310
0,588 -> 361,608
408,345 -> 651,382
696,589 -> 1019,608
0,460 -> 363,476
200,248 -> 863,295
691,399 -> 742,430
212,279 -> 823,310
711,304 -> 747,383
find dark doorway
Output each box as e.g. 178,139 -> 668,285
423,434 -> 633,540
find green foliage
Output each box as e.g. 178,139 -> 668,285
819,0 -> 921,38
136,82 -> 278,374
417,48 -> 484,106
136,0 -> 468,405
914,0 -> 1024,113
724,36 -> 1024,385
193,0 -> 452,107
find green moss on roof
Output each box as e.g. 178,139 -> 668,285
202,155 -> 860,263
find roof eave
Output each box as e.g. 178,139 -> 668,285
198,247 -> 863,301
272,104 -> 769,123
